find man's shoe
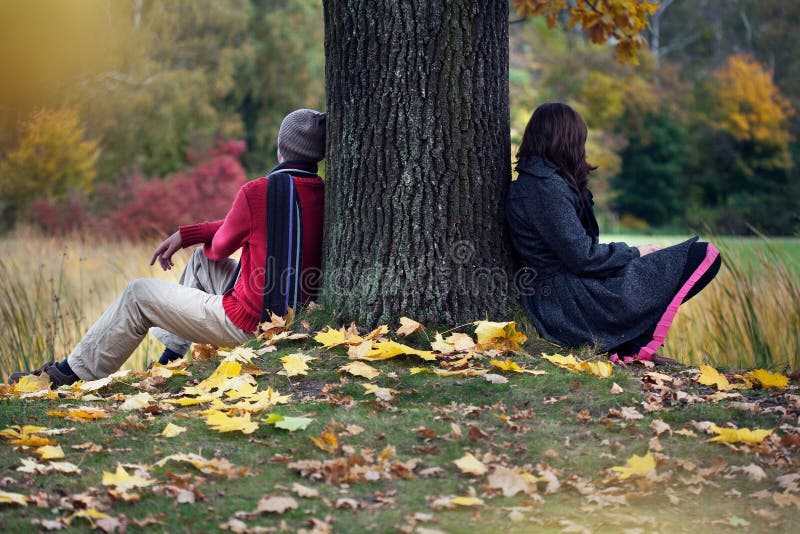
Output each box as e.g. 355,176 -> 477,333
8,361 -> 79,387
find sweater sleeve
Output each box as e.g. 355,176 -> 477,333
513,178 -> 639,277
179,184 -> 252,261
179,220 -> 224,247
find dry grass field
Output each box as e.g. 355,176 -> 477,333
1,229 -> 798,380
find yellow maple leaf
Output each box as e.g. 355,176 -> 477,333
0,490 -> 27,507
745,369 -> 789,389
364,324 -> 389,340
161,423 -> 186,438
229,387 -> 291,413
164,394 -> 216,406
474,321 -> 528,350
46,407 -> 110,422
314,326 -> 348,348
205,410 -> 259,434
67,508 -> 110,524
611,452 -> 656,479
369,341 -> 436,361
197,360 -> 243,392
223,380 -> 259,400
13,374 -> 51,395
453,453 -> 488,476
35,444 -> 65,460
396,317 -> 424,336
102,465 -> 155,491
541,353 -> 613,377
450,496 -> 485,507
309,427 -> 339,453
491,359 -> 524,372
583,360 -> 613,378
337,361 -> 380,380
695,365 -> 732,391
707,425 -> 773,444
281,353 -> 315,377
0,425 -> 56,447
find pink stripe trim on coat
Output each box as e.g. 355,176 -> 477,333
636,243 -> 720,361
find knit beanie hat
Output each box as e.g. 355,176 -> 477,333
277,109 -> 326,163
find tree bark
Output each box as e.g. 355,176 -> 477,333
322,0 -> 512,326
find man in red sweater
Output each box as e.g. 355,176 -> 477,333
9,109 -> 326,384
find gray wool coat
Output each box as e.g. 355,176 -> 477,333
506,156 -> 696,352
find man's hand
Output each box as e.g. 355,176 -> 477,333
636,244 -> 661,257
150,230 -> 182,270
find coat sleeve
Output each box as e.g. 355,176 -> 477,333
179,184 -> 252,261
511,177 -> 639,277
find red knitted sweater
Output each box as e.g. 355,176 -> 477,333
179,172 -> 324,334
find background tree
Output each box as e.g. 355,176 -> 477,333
612,112 -> 686,227
0,108 -> 99,223
692,54 -> 796,233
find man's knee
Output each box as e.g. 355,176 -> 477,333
125,278 -> 155,303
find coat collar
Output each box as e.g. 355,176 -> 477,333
516,156 -> 558,179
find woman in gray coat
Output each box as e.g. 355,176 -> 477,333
507,103 -> 721,364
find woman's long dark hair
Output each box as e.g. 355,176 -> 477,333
516,102 -> 597,194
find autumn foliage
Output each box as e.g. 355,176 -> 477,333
707,54 -> 794,153
0,108 -> 99,222
29,139 -> 247,239
512,0 -> 659,63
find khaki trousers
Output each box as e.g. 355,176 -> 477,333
67,248 -> 252,380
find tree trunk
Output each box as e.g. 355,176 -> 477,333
322,0 -> 512,326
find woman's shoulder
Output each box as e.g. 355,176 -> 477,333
512,162 -> 572,197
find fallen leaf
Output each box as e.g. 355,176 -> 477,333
313,327 -> 348,348
205,410 -> 259,434
102,465 -> 155,492
610,382 -> 624,394
337,361 -> 380,380
491,359 -> 524,372
161,423 -> 186,438
263,414 -> 313,432
649,419 -> 672,436
745,369 -> 789,389
66,509 -> 110,524
707,425 -> 773,444
292,482 -> 319,498
35,445 -> 65,460
281,353 -> 315,377
695,365 -> 732,391
309,428 -> 338,453
0,490 -> 27,506
484,373 -> 509,384
255,495 -> 298,514
46,407 -> 110,422
731,463 -> 768,482
119,392 -> 155,411
474,321 -> 527,351
541,353 -> 612,377
362,383 -> 397,401
620,406 -> 644,420
397,317 -> 424,336
453,453 -> 488,476
450,496 -> 485,507
487,465 -> 536,496
610,452 -> 656,479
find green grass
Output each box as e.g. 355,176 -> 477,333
0,333 -> 795,532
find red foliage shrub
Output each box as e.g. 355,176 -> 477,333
29,139 -> 249,240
